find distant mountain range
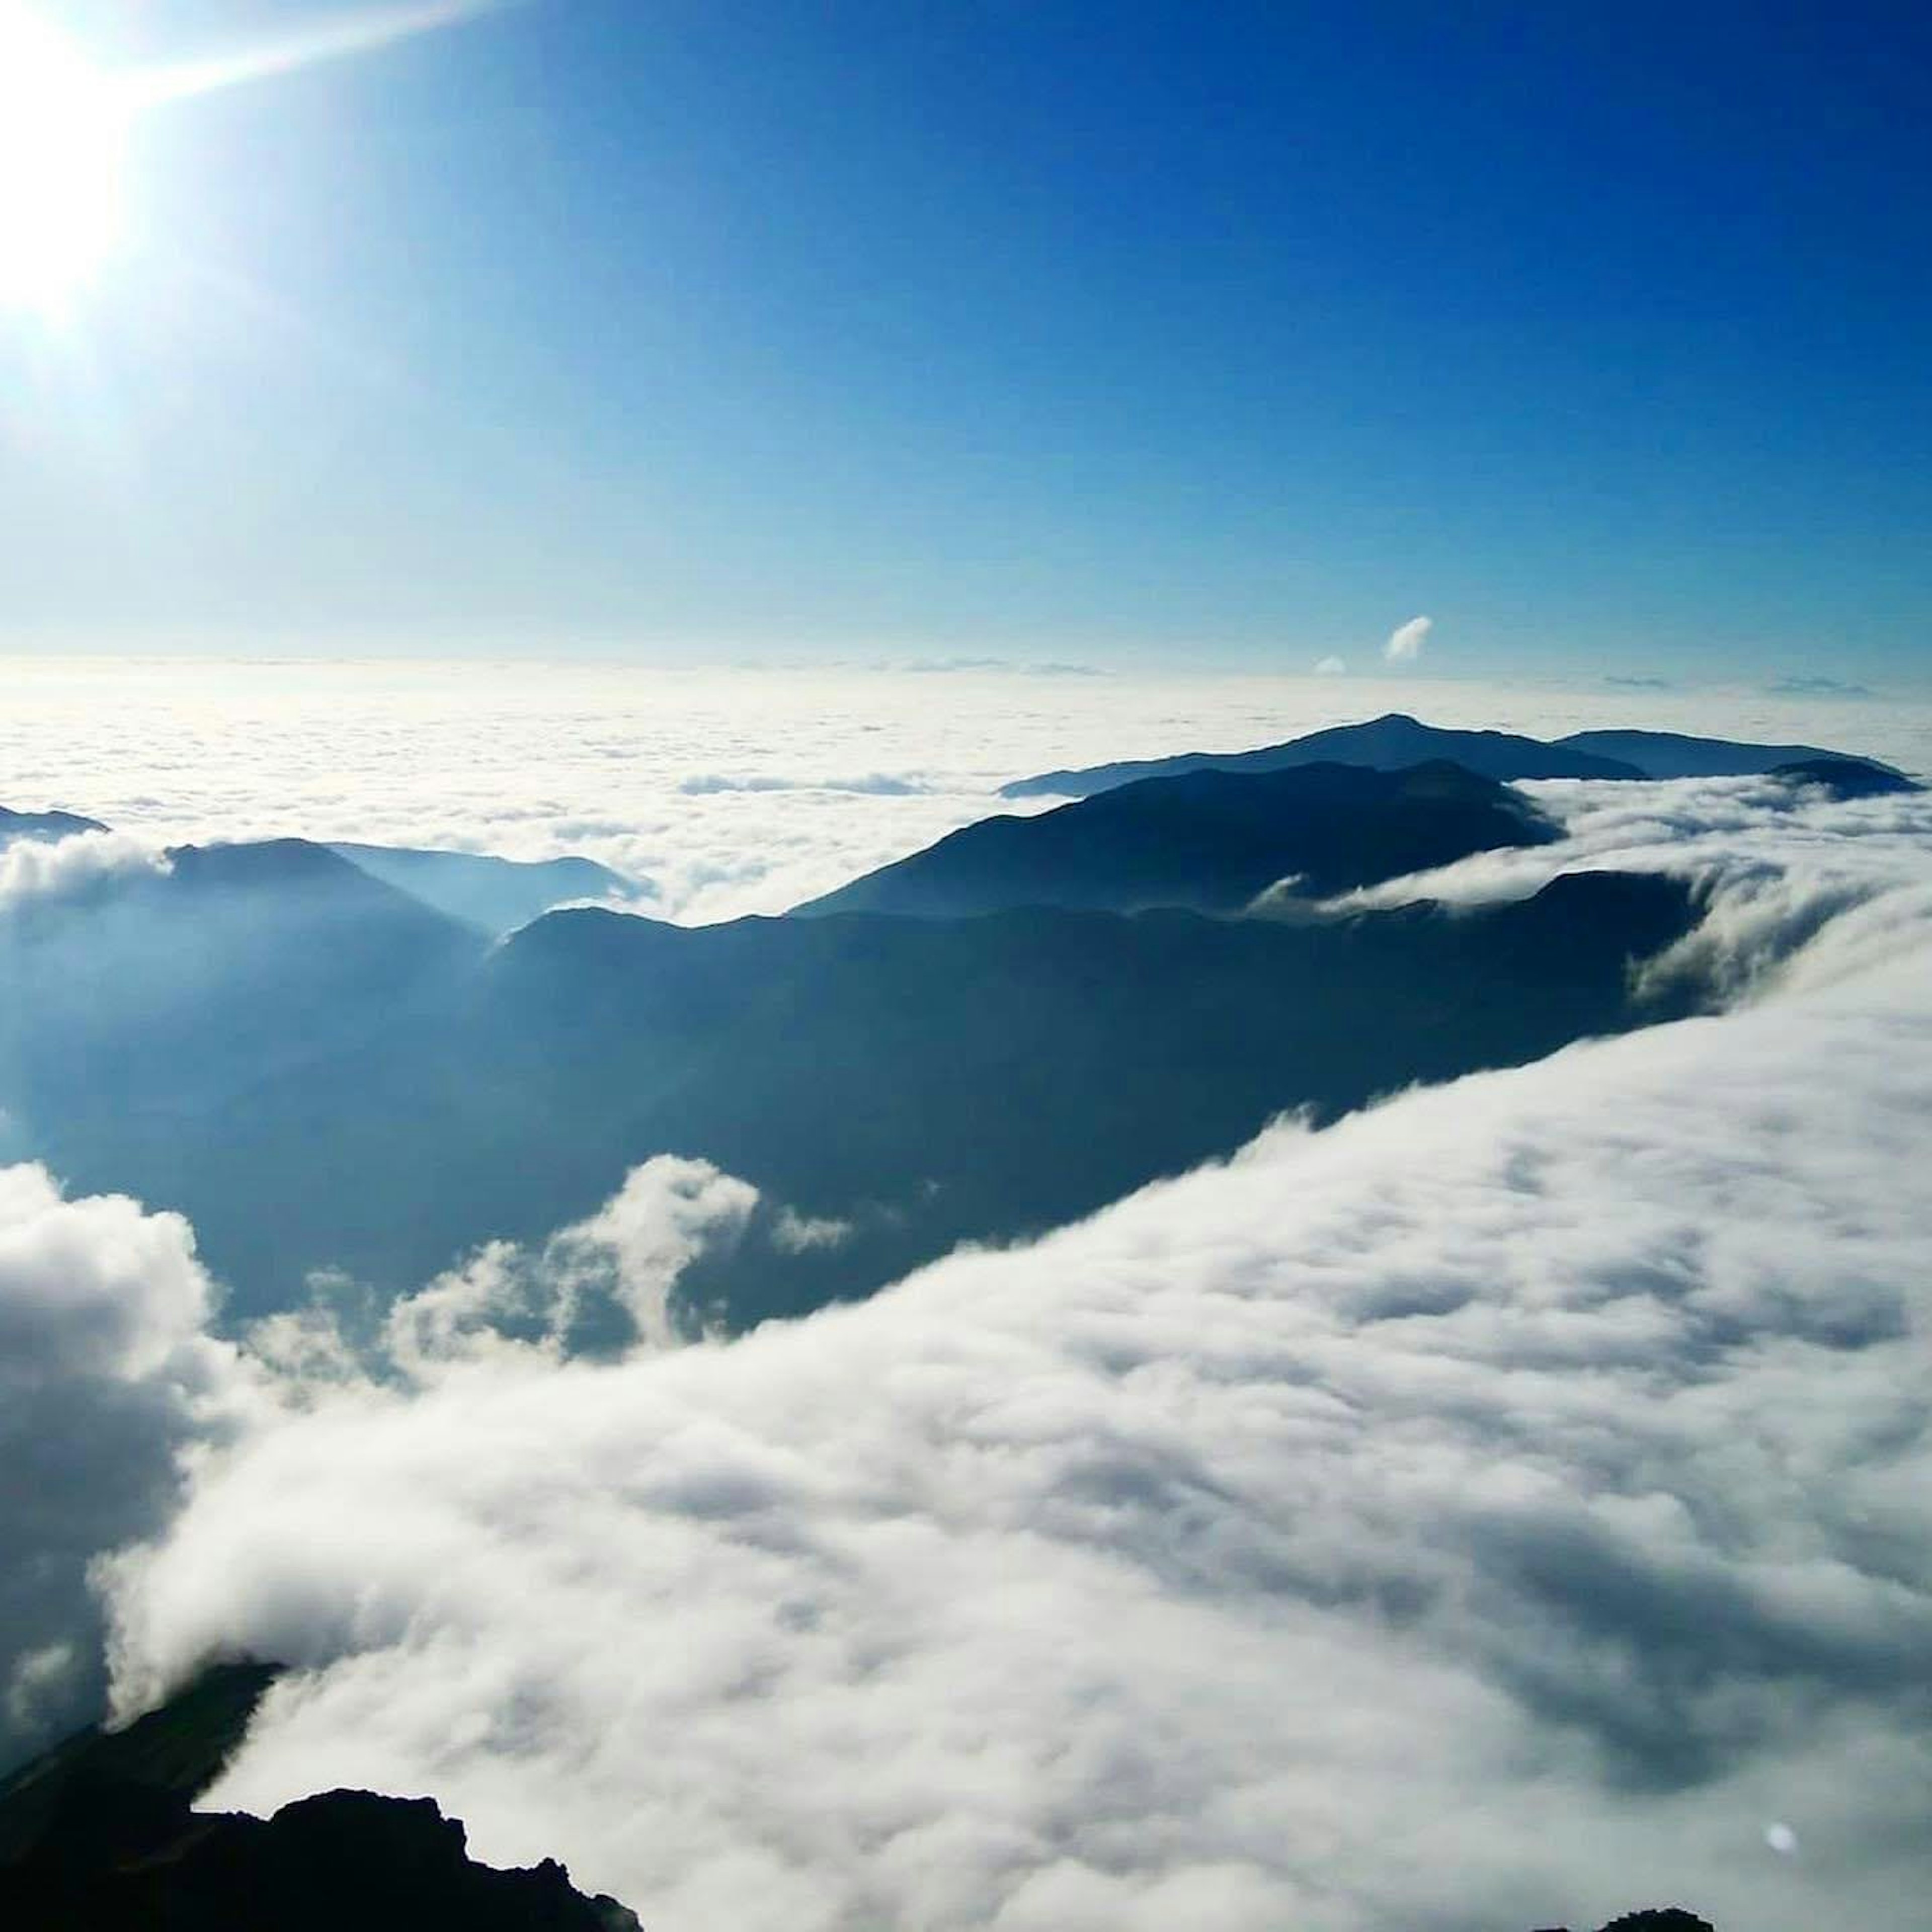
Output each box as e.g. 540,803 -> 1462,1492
0,806 -> 648,938
13,719 -> 1898,1325
3,831 -> 1698,1325
796,759 -> 1558,918
1559,727 -> 1903,779
1000,712 -> 1900,798
1000,713 -> 1642,795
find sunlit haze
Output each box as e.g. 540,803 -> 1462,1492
0,6 -> 127,307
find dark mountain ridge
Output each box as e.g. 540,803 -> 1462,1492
1558,727 -> 1903,779
4,784 -> 1702,1327
1000,712 -> 1646,797
0,806 -> 108,845
1000,711 -> 1895,799
799,758 -> 1559,919
60,866 -> 1699,1327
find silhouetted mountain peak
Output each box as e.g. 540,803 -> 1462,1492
999,714 -> 1645,797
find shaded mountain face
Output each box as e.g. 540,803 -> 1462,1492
1558,728 -> 1899,779
0,1666 -> 640,1931
3,783 -> 1702,1328
0,1664 -> 279,1860
10,857 -> 1700,1327
477,871 -> 1698,1329
0,807 -> 108,846
329,843 -> 651,937
0,838 -> 484,1175
798,759 -> 1560,919
999,712 -> 1645,798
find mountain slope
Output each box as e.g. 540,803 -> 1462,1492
999,713 -> 1644,798
798,759 -> 1559,919
4,810 -> 1700,1327
0,1664 -> 278,1861
329,843 -> 650,937
0,838 -> 484,1188
142,866 -> 1699,1324
1558,727 -> 1899,778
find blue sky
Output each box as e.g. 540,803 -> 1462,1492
4,0 -> 1928,682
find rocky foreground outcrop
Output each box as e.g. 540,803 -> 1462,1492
4,1778 -> 641,1929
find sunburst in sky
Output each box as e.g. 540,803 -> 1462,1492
0,1 -> 492,314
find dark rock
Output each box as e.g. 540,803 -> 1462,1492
0,1666 -> 641,1929
1594,1912 -> 1716,1932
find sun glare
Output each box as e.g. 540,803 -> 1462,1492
0,6 -> 129,311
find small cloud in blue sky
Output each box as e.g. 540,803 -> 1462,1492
1383,615 -> 1431,664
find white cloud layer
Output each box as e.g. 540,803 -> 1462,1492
2,659 -> 1924,923
65,815 -> 1931,1932
3,681 -> 1929,1925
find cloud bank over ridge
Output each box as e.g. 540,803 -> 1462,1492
63,830 -> 1931,1932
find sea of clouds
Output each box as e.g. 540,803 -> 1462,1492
3,752 -> 1929,1931
4,656 -> 1928,921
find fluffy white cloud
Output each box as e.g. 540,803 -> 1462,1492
0,1165 -> 248,1760
1314,656 -> 1347,676
0,828 -> 167,909
87,844 -> 1932,1932
1383,616 -> 1431,664
274,1155 -> 765,1384
1333,778 -> 1932,997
